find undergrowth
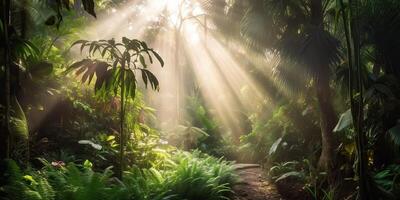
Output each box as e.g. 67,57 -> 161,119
1,150 -> 237,200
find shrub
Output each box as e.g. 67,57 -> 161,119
2,150 -> 237,200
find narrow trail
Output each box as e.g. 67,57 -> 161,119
232,164 -> 283,200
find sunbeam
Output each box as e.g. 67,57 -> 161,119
5,0 -> 390,198
75,0 -> 279,138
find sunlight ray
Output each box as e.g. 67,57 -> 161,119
83,0 -> 166,40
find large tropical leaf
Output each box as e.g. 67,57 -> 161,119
269,137 -> 282,156
67,38 -> 163,100
78,140 -> 102,150
274,171 -> 304,183
333,109 -> 353,132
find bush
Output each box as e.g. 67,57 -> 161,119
2,150 -> 237,200
163,150 -> 237,200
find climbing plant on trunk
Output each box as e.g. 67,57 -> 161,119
67,37 -> 163,178
339,0 -> 370,199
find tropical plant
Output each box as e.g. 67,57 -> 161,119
374,164 -> 400,196
67,37 -> 163,177
240,100 -> 320,164
269,161 -> 305,182
212,0 -> 342,183
40,0 -> 97,27
2,150 -> 237,200
163,150 -> 237,200
2,159 -> 55,200
120,166 -> 171,200
0,0 -> 98,162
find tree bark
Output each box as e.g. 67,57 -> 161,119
316,75 -> 338,182
1,0 -> 11,161
118,67 -> 126,179
311,0 -> 338,184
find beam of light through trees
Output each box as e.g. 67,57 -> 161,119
73,0 -> 283,139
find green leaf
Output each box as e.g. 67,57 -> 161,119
23,175 -> 37,185
275,171 -> 304,183
269,137 -> 282,156
189,127 -> 210,137
75,65 -> 87,76
95,62 -> 109,77
151,50 -> 164,67
145,51 -> 153,64
78,140 -> 102,150
122,37 -> 130,45
10,96 -> 28,139
141,41 -> 148,50
142,69 -> 159,90
89,41 -> 96,54
139,54 -> 147,68
83,159 -> 93,169
388,124 -> 400,146
333,109 -> 352,132
106,135 -> 115,141
82,0 -> 96,17
65,59 -> 91,74
141,69 -> 148,87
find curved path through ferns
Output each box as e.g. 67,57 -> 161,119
233,164 -> 283,200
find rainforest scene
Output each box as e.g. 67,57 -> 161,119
1,0 -> 400,199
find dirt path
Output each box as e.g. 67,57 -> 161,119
232,164 -> 283,200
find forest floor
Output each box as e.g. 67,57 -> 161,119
232,164 -> 283,200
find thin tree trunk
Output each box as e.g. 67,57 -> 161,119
119,68 -> 126,179
350,0 -> 369,198
316,74 -> 338,183
340,1 -> 370,198
19,0 -> 29,166
1,0 -> 11,160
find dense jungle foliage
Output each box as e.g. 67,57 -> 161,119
1,0 -> 400,200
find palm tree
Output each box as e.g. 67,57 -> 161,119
226,0 -> 341,182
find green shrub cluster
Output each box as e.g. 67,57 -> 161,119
1,150 -> 237,200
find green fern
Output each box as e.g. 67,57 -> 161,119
3,159 -> 55,200
163,151 -> 237,200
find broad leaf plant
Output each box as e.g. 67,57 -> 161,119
66,37 -> 164,177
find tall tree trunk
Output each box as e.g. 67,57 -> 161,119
19,0 -> 29,166
118,68 -> 126,179
349,0 -> 369,198
311,0 -> 338,184
1,0 -> 11,161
